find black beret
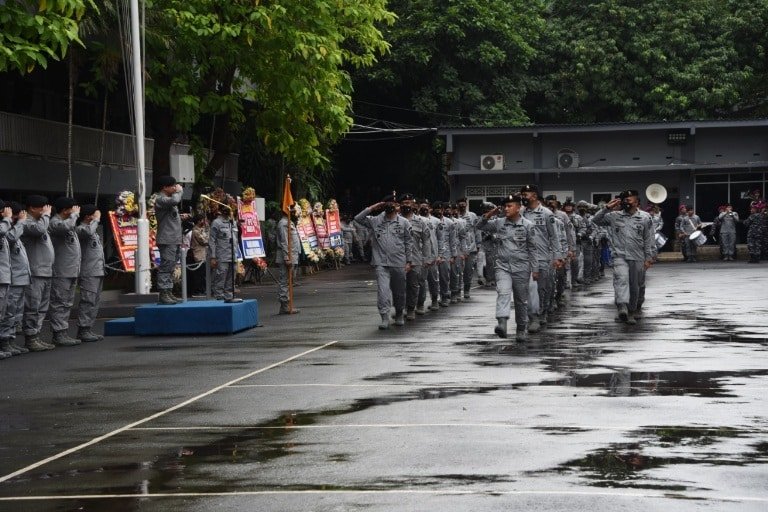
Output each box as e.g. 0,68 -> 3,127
503,195 -> 523,204
9,201 -> 23,215
619,189 -> 639,199
397,193 -> 414,202
26,195 -> 48,208
381,193 -> 396,203
519,184 -> 539,194
80,204 -> 98,217
457,197 -> 468,203
431,201 -> 444,209
54,196 -> 76,211
544,194 -> 557,202
158,175 -> 177,188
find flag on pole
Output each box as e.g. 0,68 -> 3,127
282,175 -> 294,215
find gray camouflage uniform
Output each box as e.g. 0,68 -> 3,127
522,204 -> 564,318
208,216 -> 240,300
276,216 -> 301,306
354,208 -> 413,316
154,189 -> 183,291
49,212 -> 82,333
461,210 -> 479,295
0,218 -> 12,330
477,215 -> 535,329
76,218 -> 105,329
717,211 -> 739,258
436,215 -> 454,303
0,221 -> 30,339
21,214 -> 54,336
423,214 -> 441,305
568,211 -> 587,285
592,207 -> 654,312
450,216 -> 467,298
405,214 -> 430,313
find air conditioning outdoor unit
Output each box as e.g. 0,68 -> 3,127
557,148 -> 579,169
480,154 -> 504,171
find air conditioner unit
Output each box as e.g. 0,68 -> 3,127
557,148 -> 579,169
480,154 -> 504,171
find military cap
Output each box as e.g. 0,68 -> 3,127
54,196 -> 76,211
26,195 -> 48,208
80,204 -> 98,217
158,175 -> 177,188
503,194 -> 523,204
619,189 -> 639,199
519,184 -> 539,195
9,201 -> 24,215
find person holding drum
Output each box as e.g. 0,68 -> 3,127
679,206 -> 702,263
592,190 -> 655,325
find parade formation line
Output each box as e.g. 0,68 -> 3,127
0,340 -> 341,485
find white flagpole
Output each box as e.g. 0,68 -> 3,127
130,0 -> 151,294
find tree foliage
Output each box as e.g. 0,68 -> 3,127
354,0 -> 546,126
0,0 -> 95,73
144,0 -> 395,178
527,0 -> 768,122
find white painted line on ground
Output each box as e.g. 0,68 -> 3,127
0,489 -> 765,502
0,340 -> 340,484
126,423 -> 765,432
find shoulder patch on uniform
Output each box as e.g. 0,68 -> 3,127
549,217 -> 555,224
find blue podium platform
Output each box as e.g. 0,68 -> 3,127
104,299 -> 259,336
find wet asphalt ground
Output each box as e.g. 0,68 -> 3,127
0,260 -> 766,511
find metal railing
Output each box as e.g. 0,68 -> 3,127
0,111 -> 154,170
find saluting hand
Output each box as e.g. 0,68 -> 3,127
18,210 -> 27,221
93,210 -> 101,221
2,207 -> 11,219
606,198 -> 621,210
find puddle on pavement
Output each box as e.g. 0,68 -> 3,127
538,369 -> 768,398
537,425 -> 768,491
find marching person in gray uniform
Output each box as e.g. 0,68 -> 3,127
477,195 -> 536,342
21,195 -> 55,351
0,202 -> 14,358
355,194 -> 413,329
399,194 -> 430,320
520,185 -> 564,333
415,199 -> 436,315
592,190 -> 655,325
48,197 -> 82,346
75,205 -> 105,342
0,202 -> 31,356
458,197 -> 479,299
477,202 -> 498,287
276,207 -> 301,314
208,208 -> 240,301
432,202 -> 453,307
717,204 -> 739,261
449,204 -> 467,302
546,198 -> 570,311
564,200 -> 586,288
422,200 -> 441,311
154,176 -> 185,304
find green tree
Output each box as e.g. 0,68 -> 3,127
142,0 -> 395,188
352,0 -> 546,126
527,0 -> 765,122
0,0 -> 95,74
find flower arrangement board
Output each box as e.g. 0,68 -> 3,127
237,197 -> 266,258
326,209 -> 344,249
296,216 -> 319,258
108,211 -> 160,271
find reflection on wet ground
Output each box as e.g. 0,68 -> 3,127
1,264 -> 767,510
